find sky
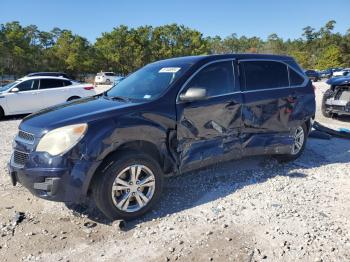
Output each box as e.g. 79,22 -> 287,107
1,0 -> 349,42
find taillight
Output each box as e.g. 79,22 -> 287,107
84,86 -> 94,90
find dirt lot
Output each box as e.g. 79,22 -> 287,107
0,81 -> 349,262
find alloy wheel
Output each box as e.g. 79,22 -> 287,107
111,165 -> 156,213
291,126 -> 305,155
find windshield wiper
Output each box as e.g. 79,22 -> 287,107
107,95 -> 130,102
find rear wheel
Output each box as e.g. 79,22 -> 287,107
105,79 -> 111,84
92,152 -> 163,220
67,96 -> 81,102
275,123 -> 307,162
321,89 -> 334,118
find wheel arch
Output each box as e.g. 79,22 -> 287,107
85,139 -> 171,196
0,105 -> 4,116
67,96 -> 81,102
305,117 -> 314,134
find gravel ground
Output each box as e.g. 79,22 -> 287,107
0,81 -> 349,262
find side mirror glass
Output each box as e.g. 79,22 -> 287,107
179,87 -> 207,102
11,87 -> 19,93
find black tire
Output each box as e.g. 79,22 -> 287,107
105,79 -> 111,84
321,89 -> 334,118
275,123 -> 307,163
92,151 -> 164,220
0,107 -> 4,119
67,96 -> 81,102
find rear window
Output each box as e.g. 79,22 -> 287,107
241,61 -> 289,91
105,73 -> 116,76
289,68 -> 305,86
40,79 -> 65,89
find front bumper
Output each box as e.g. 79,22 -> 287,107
8,163 -> 68,201
325,99 -> 350,115
8,149 -> 101,204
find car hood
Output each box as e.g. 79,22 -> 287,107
20,96 -> 141,135
327,76 -> 350,86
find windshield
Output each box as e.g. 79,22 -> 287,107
0,81 -> 19,92
106,62 -> 191,100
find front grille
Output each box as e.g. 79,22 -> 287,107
331,105 -> 345,111
17,130 -> 35,144
13,150 -> 29,167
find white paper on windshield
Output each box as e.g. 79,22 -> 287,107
159,67 -> 181,73
144,94 -> 151,99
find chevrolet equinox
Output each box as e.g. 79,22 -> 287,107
8,54 -> 316,220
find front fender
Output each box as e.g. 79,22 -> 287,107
78,113 -> 175,197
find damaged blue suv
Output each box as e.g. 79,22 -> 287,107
8,54 -> 315,220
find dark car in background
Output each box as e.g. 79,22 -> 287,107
8,54 -> 315,220
322,76 -> 350,117
304,69 -> 320,82
319,69 -> 333,79
26,72 -> 70,79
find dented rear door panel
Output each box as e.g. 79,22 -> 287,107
239,60 -> 300,156
240,88 -> 295,155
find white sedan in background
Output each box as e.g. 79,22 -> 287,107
0,76 -> 96,118
94,72 -> 119,84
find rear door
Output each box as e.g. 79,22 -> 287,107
176,59 -> 243,172
37,78 -> 66,109
239,60 -> 295,156
6,79 -> 40,114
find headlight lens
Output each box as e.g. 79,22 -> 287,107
36,124 -> 87,156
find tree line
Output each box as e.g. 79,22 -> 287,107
0,20 -> 349,79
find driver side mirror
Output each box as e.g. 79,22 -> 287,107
11,87 -> 19,93
179,87 -> 207,102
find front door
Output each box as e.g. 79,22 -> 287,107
238,59 -> 295,156
176,60 -> 243,172
6,79 -> 40,114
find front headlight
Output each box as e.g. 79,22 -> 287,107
36,124 -> 88,156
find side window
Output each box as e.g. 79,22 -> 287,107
186,61 -> 234,97
241,61 -> 289,91
289,68 -> 305,86
62,80 -> 72,86
15,80 -> 38,92
40,79 -> 65,89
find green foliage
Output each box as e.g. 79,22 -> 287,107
0,20 -> 349,78
316,45 -> 343,70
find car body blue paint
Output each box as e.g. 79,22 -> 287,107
8,54 -> 315,204
326,76 -> 350,87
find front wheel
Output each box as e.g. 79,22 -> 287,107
275,123 -> 307,162
92,152 -> 163,220
0,107 -> 4,119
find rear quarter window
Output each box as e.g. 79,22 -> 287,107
241,61 -> 289,91
289,68 -> 305,86
63,80 -> 72,86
